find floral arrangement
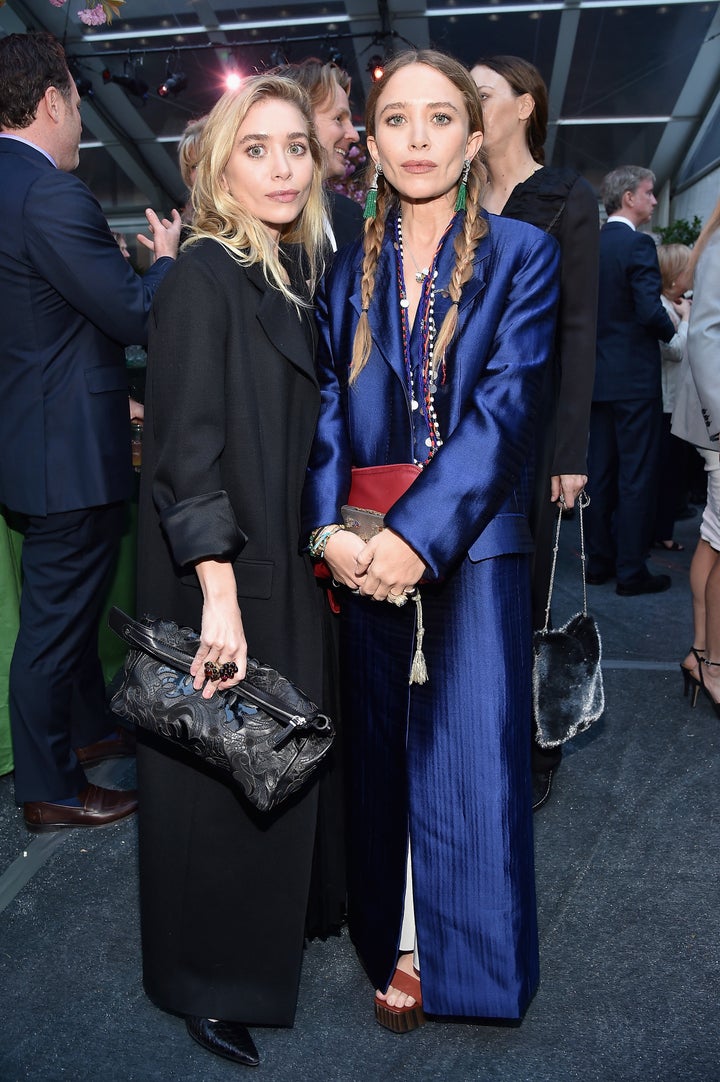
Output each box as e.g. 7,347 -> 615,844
327,143 -> 369,207
45,0 -> 126,25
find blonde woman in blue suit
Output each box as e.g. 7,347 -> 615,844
303,50 -> 559,1030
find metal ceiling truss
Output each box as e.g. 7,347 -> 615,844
2,1 -> 719,216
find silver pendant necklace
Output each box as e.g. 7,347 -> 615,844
401,232 -> 430,283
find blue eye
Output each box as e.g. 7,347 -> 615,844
246,145 -> 265,158
288,142 -> 307,156
386,114 -> 406,126
433,113 -> 451,125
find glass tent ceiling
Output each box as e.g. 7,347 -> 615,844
2,0 -> 719,223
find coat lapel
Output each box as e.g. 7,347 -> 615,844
442,214 -> 490,317
246,261 -> 318,385
347,214 -> 492,385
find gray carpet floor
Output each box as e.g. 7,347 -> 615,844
1,508 -> 718,1082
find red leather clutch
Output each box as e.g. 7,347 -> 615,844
346,463 -> 422,514
312,463 -> 421,580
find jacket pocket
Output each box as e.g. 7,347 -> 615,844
233,558 -> 274,599
181,558 -> 274,600
468,514 -> 534,563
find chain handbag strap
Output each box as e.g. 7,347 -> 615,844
540,491 -> 591,634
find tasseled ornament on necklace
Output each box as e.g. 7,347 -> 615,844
408,591 -> 428,685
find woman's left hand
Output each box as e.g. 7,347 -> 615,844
551,474 -> 587,508
354,528 -> 425,602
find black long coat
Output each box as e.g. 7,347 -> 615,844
501,167 -> 599,629
135,238 -> 328,1024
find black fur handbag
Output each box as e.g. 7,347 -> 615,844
108,607 -> 334,811
532,495 -> 604,747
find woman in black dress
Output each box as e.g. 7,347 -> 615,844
471,55 -> 599,807
135,76 -> 333,1067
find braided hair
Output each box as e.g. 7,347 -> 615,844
349,50 -> 488,383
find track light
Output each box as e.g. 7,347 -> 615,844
158,71 -> 187,97
102,67 -> 148,103
325,44 -> 344,67
157,51 -> 187,99
368,55 -> 385,82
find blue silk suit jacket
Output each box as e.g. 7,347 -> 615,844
303,212 -> 560,573
303,212 -> 560,1021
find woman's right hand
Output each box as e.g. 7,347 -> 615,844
323,530 -> 367,591
191,560 -> 248,698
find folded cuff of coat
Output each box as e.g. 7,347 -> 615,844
159,490 -> 248,568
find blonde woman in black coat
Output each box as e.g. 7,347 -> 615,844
135,76 -> 330,1067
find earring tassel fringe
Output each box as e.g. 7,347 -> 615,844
363,186 -> 378,220
454,181 -> 467,213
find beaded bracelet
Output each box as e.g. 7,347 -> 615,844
308,523 -> 345,559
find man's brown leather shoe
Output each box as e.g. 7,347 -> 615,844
23,784 -> 138,833
75,726 -> 136,766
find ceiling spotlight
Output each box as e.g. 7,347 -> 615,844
102,67 -> 149,103
368,55 -> 385,82
158,51 -> 187,99
325,44 -> 344,67
225,71 -> 243,92
158,71 -> 187,97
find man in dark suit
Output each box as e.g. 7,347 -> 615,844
586,165 -> 677,595
269,58 -> 363,249
0,32 -> 180,830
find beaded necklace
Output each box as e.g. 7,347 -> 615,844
395,212 -> 457,466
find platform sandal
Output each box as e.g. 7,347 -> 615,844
698,657 -> 720,719
680,647 -> 705,707
374,968 -> 425,1033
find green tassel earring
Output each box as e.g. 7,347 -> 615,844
364,163 -> 382,220
454,159 -> 471,212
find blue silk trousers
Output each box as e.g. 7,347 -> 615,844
341,550 -> 539,1019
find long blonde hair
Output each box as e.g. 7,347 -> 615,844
178,115 -> 208,189
350,49 -> 488,383
682,196 -> 720,288
188,76 -> 328,305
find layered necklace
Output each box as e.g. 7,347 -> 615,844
395,212 -> 457,466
